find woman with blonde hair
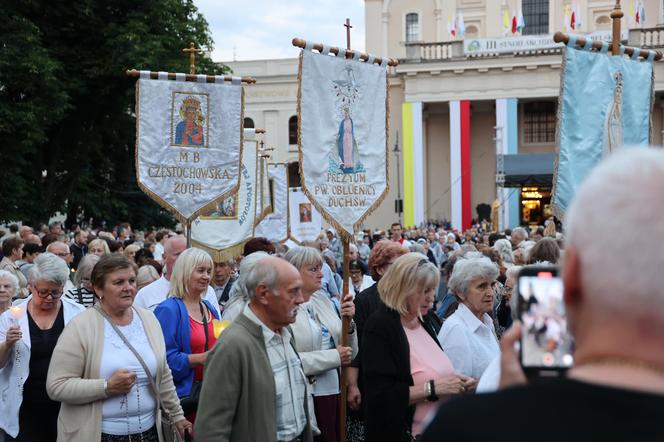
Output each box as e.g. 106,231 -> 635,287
88,239 -> 111,257
136,265 -> 160,292
123,244 -> 141,263
154,248 -> 220,422
362,253 -> 474,441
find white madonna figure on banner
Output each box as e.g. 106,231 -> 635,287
298,41 -> 390,238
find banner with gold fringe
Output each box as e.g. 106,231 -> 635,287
135,73 -> 244,222
255,163 -> 289,242
297,42 -> 389,240
191,130 -> 257,261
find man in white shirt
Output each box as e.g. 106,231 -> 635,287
134,235 -> 220,312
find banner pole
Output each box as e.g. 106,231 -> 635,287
186,219 -> 192,248
610,0 -> 623,56
339,238 -> 350,442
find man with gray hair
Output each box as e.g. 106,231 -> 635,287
423,148 -> 664,441
195,256 -> 314,442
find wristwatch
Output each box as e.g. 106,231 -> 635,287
425,379 -> 438,402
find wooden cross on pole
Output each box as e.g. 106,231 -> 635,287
344,18 -> 352,51
183,42 -> 205,75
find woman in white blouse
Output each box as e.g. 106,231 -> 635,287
47,254 -> 191,442
284,247 -> 357,442
437,253 -> 500,381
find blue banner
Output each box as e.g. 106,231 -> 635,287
552,39 -> 653,215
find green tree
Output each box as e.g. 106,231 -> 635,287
0,0 -> 230,229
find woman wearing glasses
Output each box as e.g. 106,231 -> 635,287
284,246 -> 357,442
0,253 -> 85,441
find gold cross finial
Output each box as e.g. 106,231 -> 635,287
183,42 -> 204,75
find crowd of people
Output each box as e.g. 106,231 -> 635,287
0,148 -> 663,441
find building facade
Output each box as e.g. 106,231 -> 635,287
225,0 -> 664,231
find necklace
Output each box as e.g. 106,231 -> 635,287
120,379 -> 144,442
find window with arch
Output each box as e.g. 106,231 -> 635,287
244,117 -> 255,128
288,115 -> 298,145
595,15 -> 611,31
405,13 -> 419,42
523,0 -> 549,35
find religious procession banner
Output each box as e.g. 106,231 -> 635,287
255,153 -> 274,225
552,37 -> 654,216
135,72 -> 244,221
289,187 -> 322,243
297,43 -> 389,239
191,130 -> 258,260
255,163 -> 289,242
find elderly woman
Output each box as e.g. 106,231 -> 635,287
0,271 -> 18,314
437,253 -> 501,380
0,236 -> 29,298
123,244 -> 141,264
492,238 -> 514,267
88,238 -> 111,257
154,248 -> 220,422
47,254 -> 191,441
362,253 -> 473,441
0,253 -> 85,441
136,265 -> 160,291
64,253 -> 100,307
284,246 -> 357,442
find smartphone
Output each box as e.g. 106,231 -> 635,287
517,266 -> 574,376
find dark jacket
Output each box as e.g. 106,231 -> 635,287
362,304 -> 442,442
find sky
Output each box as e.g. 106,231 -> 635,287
193,0 -> 366,62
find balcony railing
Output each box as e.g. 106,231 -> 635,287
403,28 -> 664,63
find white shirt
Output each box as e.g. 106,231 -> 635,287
0,297 -> 84,438
134,276 -> 220,313
243,304 -> 309,441
475,354 -> 501,393
347,275 -> 375,297
302,302 -> 339,396
153,242 -> 164,262
100,314 -> 157,435
437,303 -> 500,379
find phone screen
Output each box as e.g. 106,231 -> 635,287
518,268 -> 574,370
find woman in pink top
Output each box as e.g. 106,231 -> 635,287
362,253 -> 476,441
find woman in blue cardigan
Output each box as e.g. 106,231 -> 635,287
154,248 -> 220,422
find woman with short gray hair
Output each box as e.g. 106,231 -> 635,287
64,254 -> 100,307
285,246 -> 357,442
438,253 -> 501,380
0,270 -> 18,313
0,253 -> 84,440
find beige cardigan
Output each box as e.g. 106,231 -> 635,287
46,306 -> 184,442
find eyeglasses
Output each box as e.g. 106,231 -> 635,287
34,288 -> 63,298
306,266 -> 322,274
53,252 -> 70,258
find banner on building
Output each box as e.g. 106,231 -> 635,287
135,72 -> 244,221
191,132 -> 257,260
297,43 -> 389,239
552,37 -> 654,216
289,187 -> 322,243
255,163 -> 289,242
255,153 -> 274,225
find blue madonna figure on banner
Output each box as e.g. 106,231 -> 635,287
329,107 -> 365,174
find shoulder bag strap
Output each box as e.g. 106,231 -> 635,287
199,301 -> 209,351
94,304 -> 171,418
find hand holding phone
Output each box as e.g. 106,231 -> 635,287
517,266 -> 574,376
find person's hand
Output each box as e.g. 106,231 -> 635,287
434,373 -> 466,395
340,293 -> 355,319
106,369 -> 137,396
4,325 -> 21,347
336,345 -> 353,366
461,375 -> 478,394
498,323 -> 527,389
175,418 -> 193,439
347,384 -> 362,410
